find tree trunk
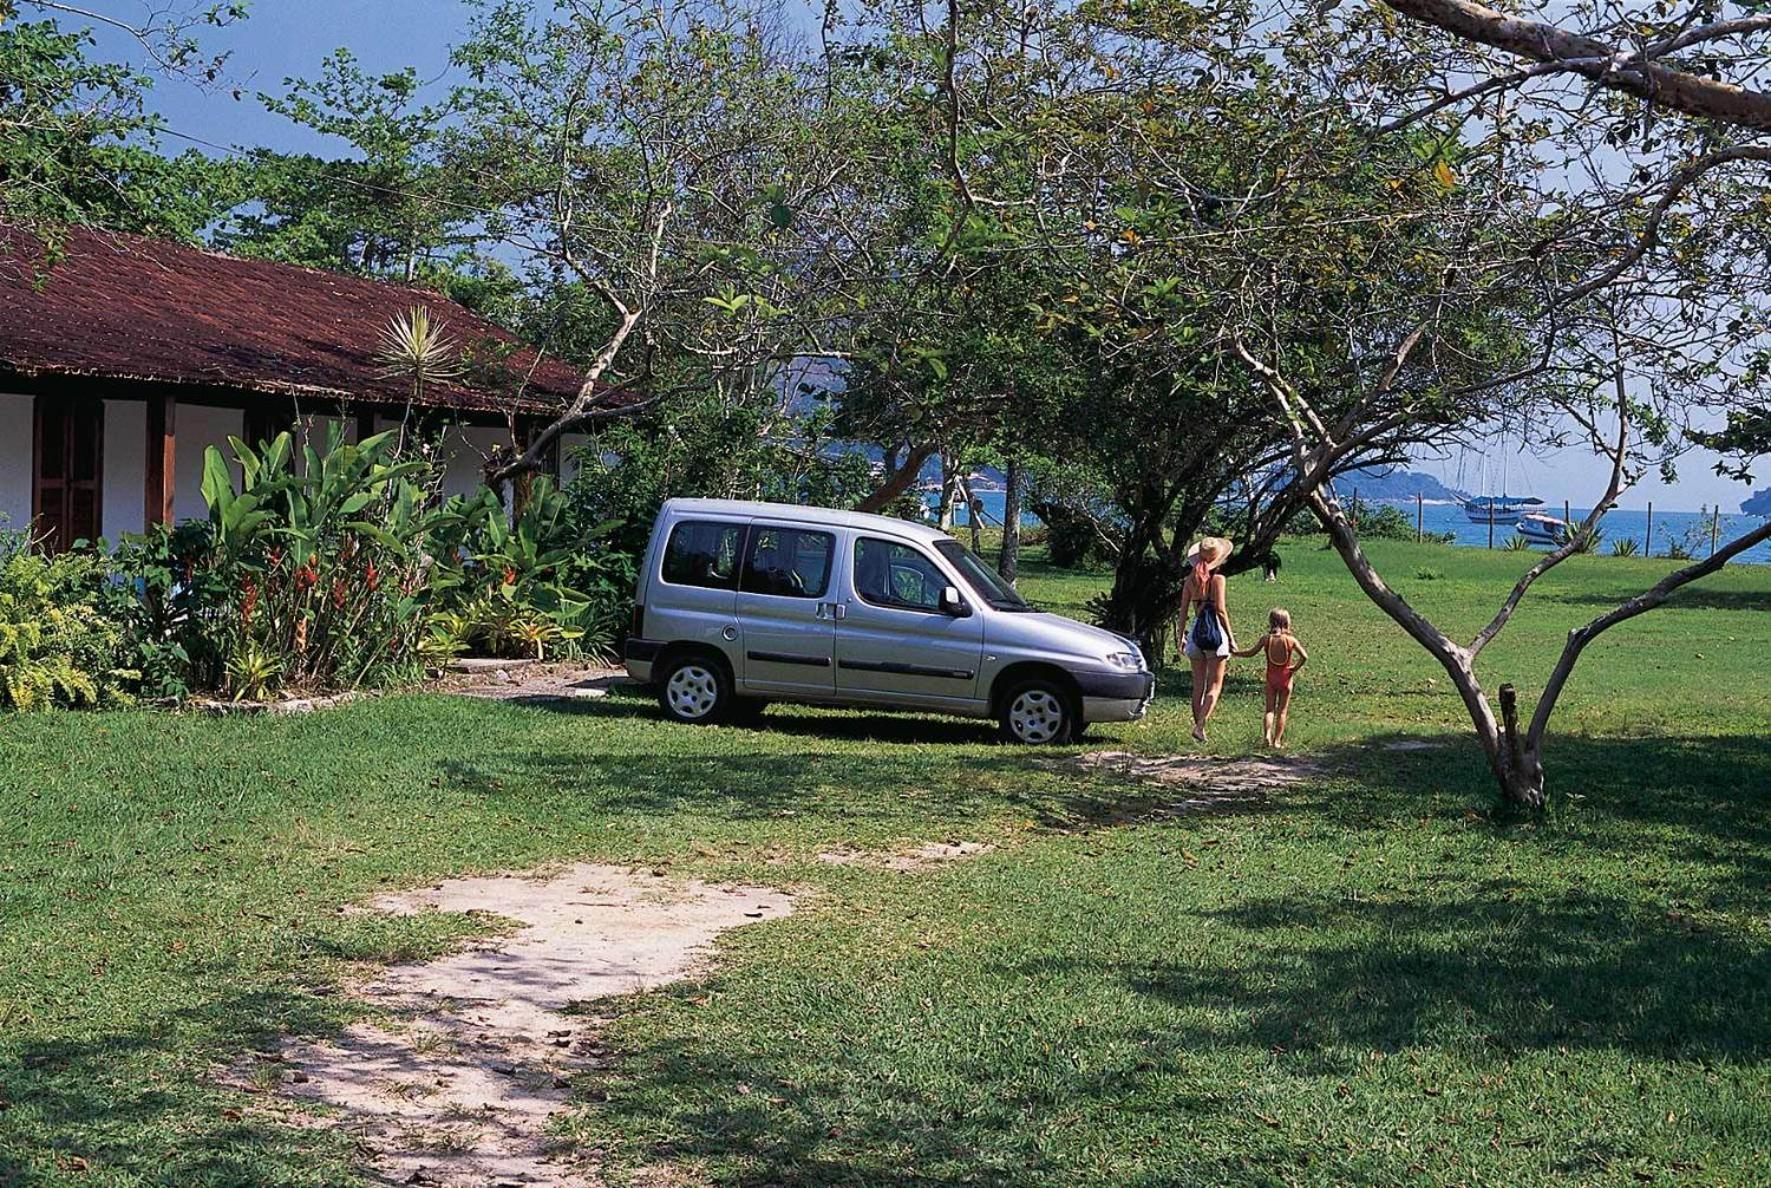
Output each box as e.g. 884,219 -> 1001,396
997,457 -> 1022,584
938,452 -> 958,531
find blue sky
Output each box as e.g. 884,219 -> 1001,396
70,1 -> 1770,513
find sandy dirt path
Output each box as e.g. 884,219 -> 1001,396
258,866 -> 794,1187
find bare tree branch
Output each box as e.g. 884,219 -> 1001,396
1384,0 -> 1771,131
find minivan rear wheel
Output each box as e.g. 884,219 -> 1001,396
659,655 -> 731,725
999,679 -> 1075,745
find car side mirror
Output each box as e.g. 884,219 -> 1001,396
940,585 -> 971,617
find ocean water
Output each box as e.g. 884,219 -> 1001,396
939,492 -> 1771,566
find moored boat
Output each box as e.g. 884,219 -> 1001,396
1516,511 -> 1570,545
1464,494 -> 1544,523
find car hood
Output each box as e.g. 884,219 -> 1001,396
987,610 -> 1142,664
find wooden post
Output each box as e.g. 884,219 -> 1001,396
356,408 -> 377,446
145,394 -> 176,528
1565,499 -> 1572,549
1416,493 -> 1423,543
1488,504 -> 1495,549
1712,506 -> 1720,558
1645,501 -> 1654,556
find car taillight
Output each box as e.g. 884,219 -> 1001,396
629,604 -> 645,638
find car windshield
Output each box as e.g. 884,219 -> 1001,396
934,540 -> 1032,611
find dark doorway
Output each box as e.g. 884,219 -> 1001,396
33,397 -> 104,552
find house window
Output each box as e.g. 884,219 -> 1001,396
33,397 -> 104,552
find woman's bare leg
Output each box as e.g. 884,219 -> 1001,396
1189,655 -> 1209,740
1197,656 -> 1227,737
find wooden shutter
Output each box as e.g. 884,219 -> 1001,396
33,397 -> 104,552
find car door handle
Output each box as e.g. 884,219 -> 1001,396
816,601 -> 847,621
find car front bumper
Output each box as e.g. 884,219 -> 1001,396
1076,670 -> 1155,722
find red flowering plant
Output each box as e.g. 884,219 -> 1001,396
121,423 -> 446,698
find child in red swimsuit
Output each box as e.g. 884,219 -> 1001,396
1235,608 -> 1309,748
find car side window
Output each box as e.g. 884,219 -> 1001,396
661,520 -> 745,590
741,527 -> 834,599
854,537 -> 946,612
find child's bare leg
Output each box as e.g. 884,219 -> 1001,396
1262,686 -> 1277,746
1272,686 -> 1293,748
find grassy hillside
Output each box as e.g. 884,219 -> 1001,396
1,540 -> 1767,1185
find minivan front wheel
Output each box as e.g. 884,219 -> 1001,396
660,655 -> 731,725
999,679 -> 1075,745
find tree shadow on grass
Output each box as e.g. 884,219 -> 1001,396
0,989 -> 354,1187
1316,730 -> 1771,891
1104,885 -> 1771,1071
579,1028 -> 1308,1188
439,694 -> 1178,831
432,739 -> 1154,834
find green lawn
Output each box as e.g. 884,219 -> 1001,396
2,540 -> 1768,1185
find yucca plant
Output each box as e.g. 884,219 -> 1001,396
1503,534 -> 1532,551
376,305 -> 464,452
1569,526 -> 1605,554
1610,536 -> 1640,557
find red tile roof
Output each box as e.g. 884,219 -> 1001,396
0,225 -> 598,416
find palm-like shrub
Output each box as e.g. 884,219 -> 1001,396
1610,536 -> 1640,557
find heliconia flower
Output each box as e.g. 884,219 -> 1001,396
502,565 -> 517,587
331,579 -> 349,610
364,561 -> 381,592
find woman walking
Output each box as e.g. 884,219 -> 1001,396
1175,537 -> 1237,742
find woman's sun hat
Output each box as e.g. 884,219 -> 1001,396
1185,536 -> 1234,570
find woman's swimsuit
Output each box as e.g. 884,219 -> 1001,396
1263,633 -> 1299,696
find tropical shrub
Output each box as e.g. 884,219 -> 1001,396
110,426 -> 442,700
431,477 -> 633,660
0,533 -> 134,709
1503,534 -> 1533,551
1610,537 -> 1641,557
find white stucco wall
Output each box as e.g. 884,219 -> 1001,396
102,399 -> 147,540
558,432 -> 590,483
0,393 -> 33,535
434,424 -> 510,501
174,405 -> 245,525
0,396 -> 570,543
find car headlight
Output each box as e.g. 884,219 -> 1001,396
1105,651 -> 1143,670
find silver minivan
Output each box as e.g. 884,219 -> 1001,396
623,499 -> 1154,743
